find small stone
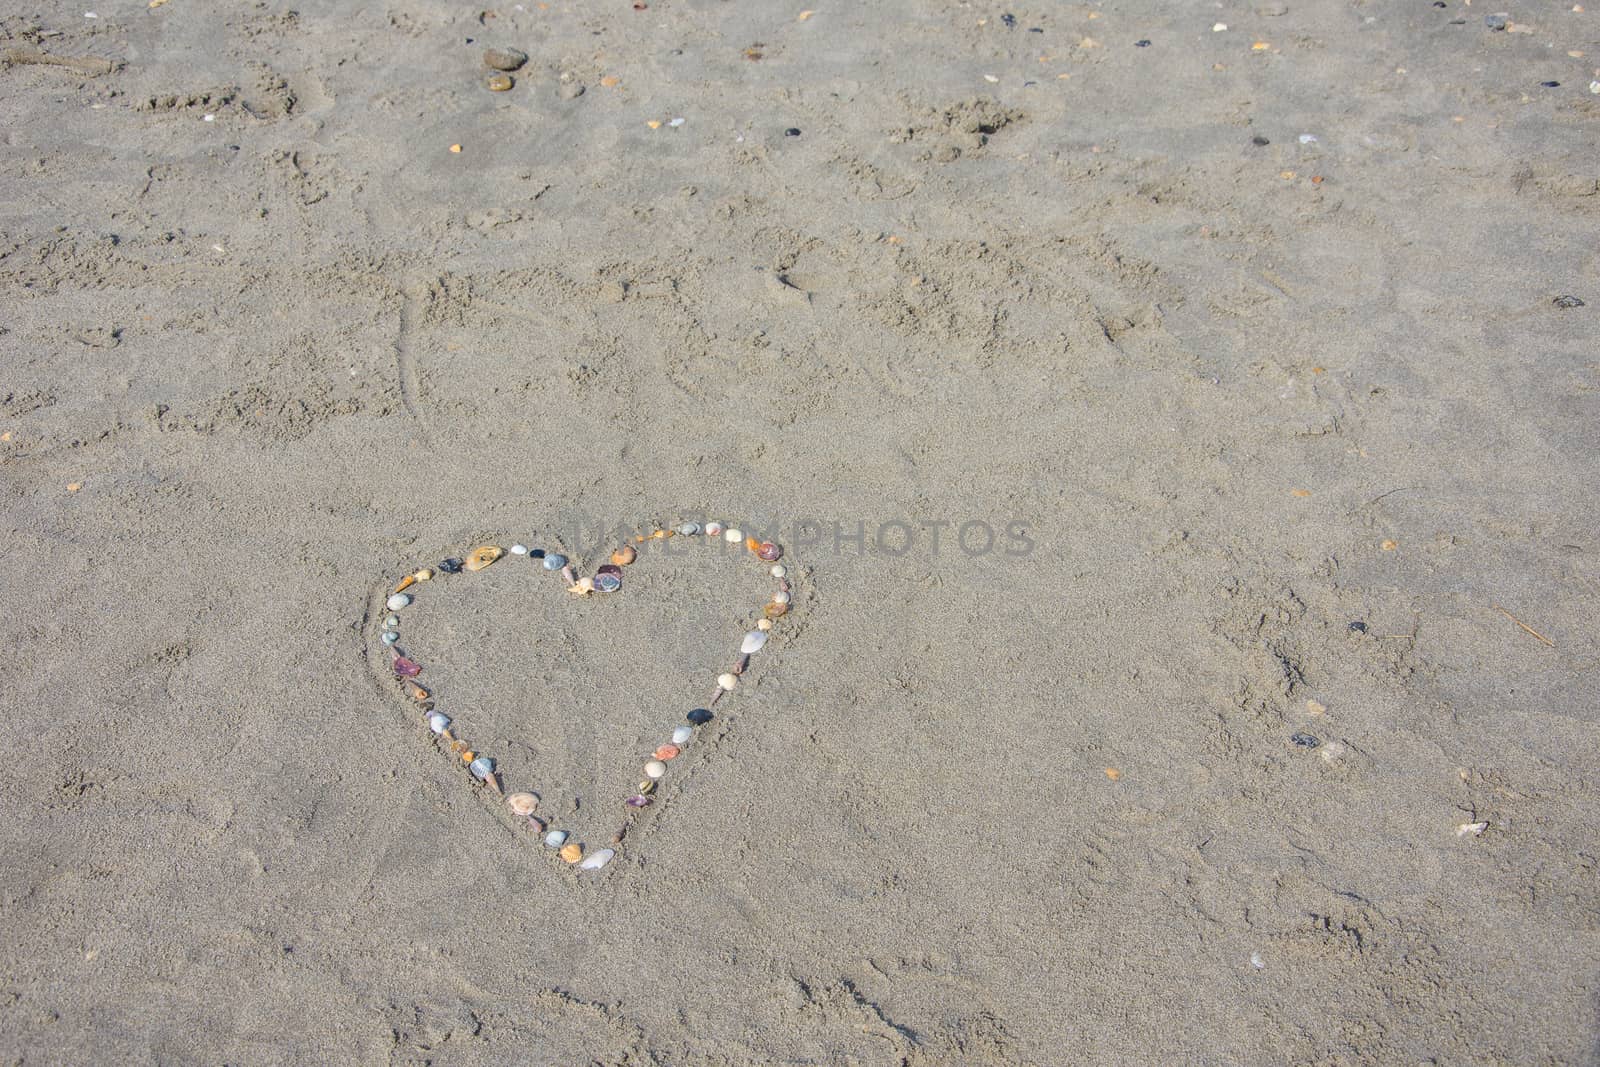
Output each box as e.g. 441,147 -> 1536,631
724,527 -> 744,543
1554,295 -> 1586,308
1252,135 -> 1270,146
1540,80 -> 1561,88
594,573 -> 622,593
687,708 -> 713,725
1348,621 -> 1368,634
542,553 -> 567,570
386,593 -> 412,611
672,725 -> 693,744
487,73 -> 514,92
645,759 -> 667,779
676,522 -> 701,535
469,756 -> 496,779
544,830 -> 568,849
1484,12 -> 1508,29
465,545 -> 504,572
559,842 -> 583,863
510,543 -> 529,555
717,673 -> 738,691
381,631 -> 400,645
579,848 -> 615,870
507,792 -> 539,816
784,127 -> 801,137
741,630 -> 768,654
484,46 -> 528,71
654,744 -> 681,761
439,558 -> 464,574
1135,39 -> 1151,47
1290,732 -> 1321,749
625,795 -> 652,808
428,712 -> 452,734
612,545 -> 637,566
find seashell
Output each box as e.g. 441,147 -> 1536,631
717,672 -> 738,691
559,842 -> 583,863
486,73 -> 513,91
381,631 -> 399,646
510,543 -> 529,555
745,536 -> 762,553
506,792 -> 539,816
594,573 -> 621,593
386,593 -> 412,611
572,576 -> 596,595
773,591 -> 791,605
763,602 -> 788,619
414,568 -> 434,582
597,563 -> 622,576
460,749 -> 475,762
579,848 -> 615,870
451,740 -> 468,754
724,527 -> 743,543
611,545 -> 637,566
393,574 -> 416,594
705,522 -> 723,536
654,744 -> 681,761
672,725 -> 693,744
428,712 -> 452,734
484,46 -> 529,71
465,545 -> 504,572
544,829 -> 568,849
392,655 -> 422,677
757,542 -> 783,562
687,708 -> 713,725
770,565 -> 786,578
384,615 -> 400,628
676,522 -> 701,536
542,553 -> 567,570
625,794 -> 652,808
757,618 -> 773,632
644,759 -> 667,779
741,630 -> 768,654
638,779 -> 656,794
405,681 -> 430,701
439,558 -> 464,574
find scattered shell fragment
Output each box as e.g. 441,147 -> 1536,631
600,75 -> 621,87
465,545 -> 504,571
741,630 -> 768,654
1104,768 -> 1122,781
559,842 -> 583,863
772,591 -> 791,605
449,144 -> 462,154
544,830 -> 568,848
405,681 -> 430,701
757,618 -> 774,631
645,759 -> 667,779
384,615 -> 400,628
386,593 -> 412,611
579,848 -> 615,870
484,46 -> 529,71
1381,540 -> 1398,551
506,792 -> 539,816
654,744 -> 681,761
672,725 -> 692,744
487,73 -> 514,91
717,673 -> 738,691
705,522 -> 724,536
612,545 -> 637,566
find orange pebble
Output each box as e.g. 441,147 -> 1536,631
612,545 -> 637,566
1104,768 -> 1122,781
654,744 -> 680,761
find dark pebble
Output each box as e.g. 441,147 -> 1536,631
1432,1 -> 1445,6
439,558 -> 464,573
1290,732 -> 1321,749
1553,295 -> 1586,308
1252,135 -> 1270,146
1348,621 -> 1368,634
1001,13 -> 1017,27
1540,80 -> 1560,88
784,127 -> 801,137
687,708 -> 713,725
1135,39 -> 1152,47
1484,13 -> 1508,29
1029,27 -> 1044,33
528,548 -> 545,558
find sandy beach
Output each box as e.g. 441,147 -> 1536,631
3,0 -> 1598,1062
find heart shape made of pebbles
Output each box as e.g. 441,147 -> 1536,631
370,520 -> 791,873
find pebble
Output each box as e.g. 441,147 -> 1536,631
676,522 -> 701,535
612,545 -> 637,566
1554,295 -> 1586,308
484,46 -> 528,71
1252,136 -> 1270,146
595,573 -> 622,593
770,565 -> 787,578
428,712 -> 452,734
645,759 -> 667,779
511,543 -> 529,555
559,842 -> 583,863
672,725 -> 693,744
579,848 -> 615,870
487,73 -> 514,92
654,744 -> 681,761
1290,732 -> 1321,749
687,708 -> 713,724
1541,80 -> 1561,88
741,630 -> 768,654
439,558 -> 464,574
465,545 -> 504,572
506,792 -> 539,816
724,527 -> 744,543
784,127 -> 801,137
544,829 -> 568,848
717,672 -> 738,691
386,593 -> 412,611
381,631 -> 400,645
469,756 -> 496,779
1135,39 -> 1152,47
542,553 -> 567,570
1348,621 -> 1368,634
1484,13 -> 1508,29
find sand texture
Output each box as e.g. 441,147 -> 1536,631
3,0 -> 1599,1063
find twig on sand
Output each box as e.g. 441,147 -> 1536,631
1492,603 -> 1556,648
2,48 -> 120,75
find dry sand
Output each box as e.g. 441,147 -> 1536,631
3,0 -> 1599,1063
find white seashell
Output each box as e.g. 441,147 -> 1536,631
717,672 -> 738,691
672,725 -> 693,745
506,792 -> 539,816
770,565 -> 786,578
428,712 -> 451,734
544,830 -> 568,848
386,593 -> 412,611
724,527 -> 743,543
772,591 -> 791,605
741,630 -> 768,654
645,760 -> 667,779
510,543 -> 529,554
579,848 -> 615,870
